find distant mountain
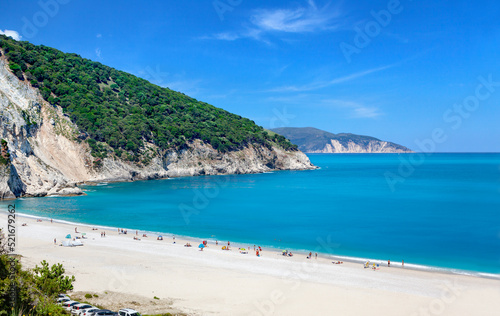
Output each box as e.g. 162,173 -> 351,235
270,127 -> 413,153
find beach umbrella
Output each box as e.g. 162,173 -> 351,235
158,235 -> 162,238
198,243 -> 205,248
65,234 -> 71,239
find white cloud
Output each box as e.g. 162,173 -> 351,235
269,64 -> 394,92
95,48 -> 101,58
96,33 -> 102,38
250,1 -> 337,33
323,99 -> 383,118
204,0 -> 341,42
0,29 -> 21,41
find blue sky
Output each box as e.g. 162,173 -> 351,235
1,0 -> 500,152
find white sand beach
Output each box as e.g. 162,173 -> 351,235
3,213 -> 499,315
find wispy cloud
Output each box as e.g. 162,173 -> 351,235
203,0 -> 341,42
323,99 -> 382,118
268,64 -> 394,92
95,48 -> 102,58
0,29 -> 21,41
251,0 -> 338,33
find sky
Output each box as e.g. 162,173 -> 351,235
1,0 -> 500,152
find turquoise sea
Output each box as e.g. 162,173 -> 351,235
2,153 -> 500,275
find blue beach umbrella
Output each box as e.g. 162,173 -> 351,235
65,234 -> 71,239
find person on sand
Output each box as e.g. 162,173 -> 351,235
143,234 -> 147,237
173,236 -> 176,244
54,238 -> 56,245
75,227 -> 78,233
51,218 -> 53,223
402,260 -> 404,268
104,231 -> 106,237
216,240 -> 218,245
388,260 -> 391,267
315,253 -> 318,259
308,252 -> 312,259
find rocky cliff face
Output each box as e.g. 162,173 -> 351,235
308,139 -> 412,153
0,58 -> 314,200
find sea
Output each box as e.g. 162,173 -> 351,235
2,153 -> 500,276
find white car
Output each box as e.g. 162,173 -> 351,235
82,308 -> 100,316
71,304 -> 93,315
63,301 -> 80,311
118,309 -> 141,316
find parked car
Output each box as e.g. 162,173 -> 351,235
81,308 -> 100,316
57,297 -> 71,305
93,310 -> 117,316
71,304 -> 93,315
63,301 -> 80,311
58,293 -> 69,299
118,309 -> 141,316
76,306 -> 98,316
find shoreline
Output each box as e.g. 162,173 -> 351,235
10,211 -> 500,280
2,212 -> 499,315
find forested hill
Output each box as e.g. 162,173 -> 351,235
0,35 -> 296,162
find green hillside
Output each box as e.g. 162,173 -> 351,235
0,35 -> 297,163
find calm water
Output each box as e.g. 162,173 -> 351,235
2,153 -> 500,274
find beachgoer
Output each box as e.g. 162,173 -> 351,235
51,219 -> 53,223
104,231 -> 106,237
216,240 -> 218,245
136,230 -> 138,236
54,238 -> 56,244
143,234 -> 147,237
315,253 -> 317,259
402,260 -> 404,268
308,252 -> 312,259
100,232 -> 103,237
173,236 -> 176,244
388,260 -> 391,267
75,227 -> 77,233
254,245 -> 256,251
